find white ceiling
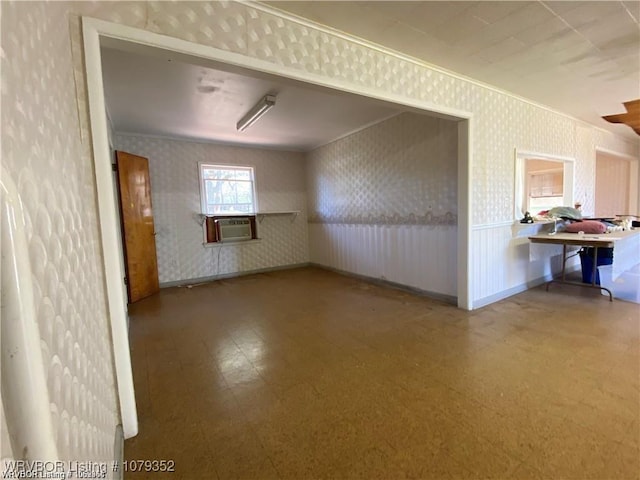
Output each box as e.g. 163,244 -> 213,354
102,1 -> 640,146
265,0 -> 640,139
101,47 -> 403,151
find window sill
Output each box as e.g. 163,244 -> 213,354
203,239 -> 262,248
512,220 -> 556,240
513,219 -> 555,227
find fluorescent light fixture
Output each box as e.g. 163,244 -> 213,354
236,94 -> 276,131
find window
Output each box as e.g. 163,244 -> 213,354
514,151 -> 574,220
199,164 -> 256,215
526,161 -> 564,214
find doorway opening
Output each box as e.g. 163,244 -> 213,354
595,149 -> 638,218
82,17 -> 473,439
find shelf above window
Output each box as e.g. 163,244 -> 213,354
256,211 -> 300,223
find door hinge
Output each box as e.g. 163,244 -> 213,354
124,276 -> 128,286
112,163 -> 118,172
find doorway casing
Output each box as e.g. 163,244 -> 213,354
82,16 -> 473,438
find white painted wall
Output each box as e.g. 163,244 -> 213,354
115,134 -> 308,284
306,113 -> 458,298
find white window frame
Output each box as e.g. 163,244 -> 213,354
514,150 -> 575,220
198,163 -> 258,215
526,166 -> 564,213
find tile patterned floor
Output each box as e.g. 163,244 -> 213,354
125,267 -> 639,479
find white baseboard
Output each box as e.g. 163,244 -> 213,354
472,265 -> 581,309
310,263 -> 458,305
159,262 -> 310,288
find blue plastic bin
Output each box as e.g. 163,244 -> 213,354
579,247 -> 614,285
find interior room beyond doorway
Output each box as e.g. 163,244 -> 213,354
595,150 -> 636,218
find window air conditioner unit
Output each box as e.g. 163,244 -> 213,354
215,218 -> 252,242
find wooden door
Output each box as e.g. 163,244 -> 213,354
115,151 -> 160,303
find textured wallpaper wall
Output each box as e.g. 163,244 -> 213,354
307,112 -> 458,225
115,135 -> 308,284
306,112 -> 458,296
2,0 -> 639,463
1,2 -> 119,462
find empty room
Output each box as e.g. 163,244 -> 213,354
1,2 -> 639,480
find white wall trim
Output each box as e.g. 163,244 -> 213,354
594,147 -> 638,162
473,265 -> 581,309
82,18 -> 138,440
515,149 -> 576,163
458,119 -> 471,310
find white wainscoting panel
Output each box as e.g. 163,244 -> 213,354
471,222 -> 580,307
309,223 -> 457,298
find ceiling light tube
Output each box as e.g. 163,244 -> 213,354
236,94 -> 276,131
